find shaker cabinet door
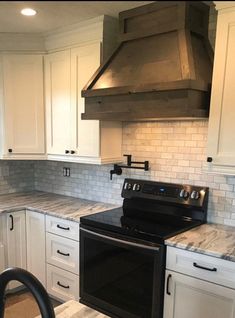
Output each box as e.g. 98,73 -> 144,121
45,50 -> 72,155
6,211 -> 26,290
164,270 -> 235,318
207,9 -> 235,173
26,211 -> 46,287
71,42 -> 101,158
3,54 -> 45,155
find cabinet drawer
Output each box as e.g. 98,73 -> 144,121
46,215 -> 79,241
46,233 -> 79,274
166,246 -> 235,289
47,264 -> 79,302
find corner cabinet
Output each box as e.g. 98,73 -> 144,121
45,42 -> 122,164
0,54 -> 45,160
207,3 -> 235,174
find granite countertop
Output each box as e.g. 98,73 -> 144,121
166,223 -> 235,262
0,191 -> 117,222
35,300 -> 110,318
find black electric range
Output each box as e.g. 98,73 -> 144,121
79,178 -> 208,318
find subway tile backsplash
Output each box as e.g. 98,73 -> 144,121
33,120 -> 235,227
0,160 -> 34,194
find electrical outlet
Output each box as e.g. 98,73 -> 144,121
66,167 -> 70,177
63,167 -> 71,177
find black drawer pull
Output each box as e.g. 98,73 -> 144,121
9,215 -> 14,231
57,224 -> 70,231
8,149 -> 12,153
166,274 -> 172,295
193,262 -> 217,272
57,250 -> 70,257
207,157 -> 213,162
57,281 -> 70,289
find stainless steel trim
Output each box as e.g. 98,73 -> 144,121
81,228 -> 160,251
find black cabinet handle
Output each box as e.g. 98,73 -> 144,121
70,150 -> 75,154
8,149 -> 12,153
166,274 -> 172,295
193,262 -> 217,272
57,250 -> 70,257
9,215 -> 14,231
57,224 -> 70,231
57,281 -> 70,289
65,150 -> 70,154
207,157 -> 213,162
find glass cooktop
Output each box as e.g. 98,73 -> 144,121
80,207 -> 201,244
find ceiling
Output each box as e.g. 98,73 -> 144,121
0,1 -> 153,34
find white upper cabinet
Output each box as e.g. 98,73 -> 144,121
70,42 -> 101,158
45,17 -> 122,164
45,50 -> 71,156
207,3 -> 235,174
70,43 -> 122,162
0,16 -> 122,163
0,54 -> 45,159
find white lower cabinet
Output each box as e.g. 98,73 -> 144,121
47,264 -> 79,302
46,215 -> 79,302
26,211 -> 46,286
164,247 -> 235,318
3,210 -> 79,301
6,211 -> 27,290
6,210 -> 46,290
164,270 -> 235,318
0,214 -> 5,273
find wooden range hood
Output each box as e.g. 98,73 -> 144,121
82,1 -> 213,121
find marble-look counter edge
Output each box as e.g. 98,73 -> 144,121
165,223 -> 235,263
0,206 -> 116,222
0,192 -> 119,223
166,240 -> 235,262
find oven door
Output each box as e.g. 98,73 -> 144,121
80,226 -> 165,318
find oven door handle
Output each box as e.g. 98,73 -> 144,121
80,228 -> 160,251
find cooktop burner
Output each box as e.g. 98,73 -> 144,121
80,178 -> 208,244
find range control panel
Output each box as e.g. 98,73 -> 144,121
122,178 -> 208,208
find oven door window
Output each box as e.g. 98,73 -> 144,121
80,228 -> 164,318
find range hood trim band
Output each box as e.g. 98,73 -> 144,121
82,79 -> 210,98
